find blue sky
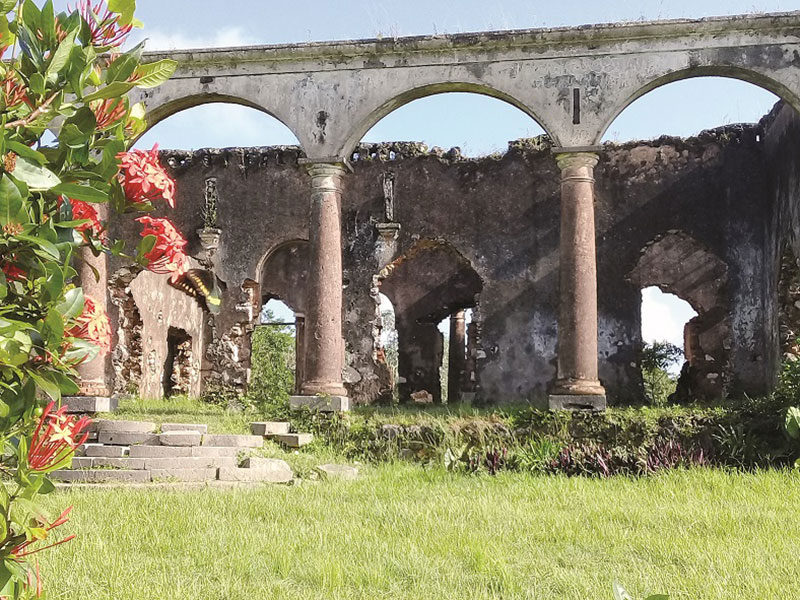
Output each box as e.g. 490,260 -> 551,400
88,0 -> 796,347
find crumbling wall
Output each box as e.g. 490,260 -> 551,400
108,130 -> 779,405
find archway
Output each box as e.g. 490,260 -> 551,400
600,74 -> 780,143
378,240 -> 482,404
628,232 -> 730,401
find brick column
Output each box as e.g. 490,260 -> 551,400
550,150 -> 606,410
289,161 -> 349,412
447,310 -> 466,403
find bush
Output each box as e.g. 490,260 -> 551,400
247,321 -> 295,415
641,341 -> 682,405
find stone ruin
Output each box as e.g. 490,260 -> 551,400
66,11 -> 800,410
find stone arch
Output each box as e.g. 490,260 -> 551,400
595,68 -> 798,144
133,92 -> 303,149
377,239 -> 483,403
257,239 -> 310,315
627,231 -> 730,400
339,82 -> 554,160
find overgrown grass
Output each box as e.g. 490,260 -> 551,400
100,396 -> 253,434
40,466 -> 800,600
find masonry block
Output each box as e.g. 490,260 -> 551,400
273,433 -> 313,448
159,431 -> 202,447
202,434 -> 262,448
84,445 -> 128,458
94,420 -> 156,433
129,445 -> 192,458
289,395 -> 349,412
218,466 -> 292,483
316,464 -> 359,481
250,422 -> 290,436
98,431 -> 159,446
547,394 -> 606,411
191,446 -> 243,458
51,469 -> 150,483
150,468 -> 217,482
62,396 -> 117,414
71,457 -> 93,469
241,457 -> 293,482
143,457 -> 237,470
90,457 -> 145,470
161,423 -> 209,434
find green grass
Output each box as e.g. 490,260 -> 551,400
99,396 -> 253,434
39,466 -> 800,600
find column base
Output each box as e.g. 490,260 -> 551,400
62,396 -> 118,414
548,394 -> 606,411
300,380 -> 348,397
290,395 -> 350,413
552,378 -> 606,396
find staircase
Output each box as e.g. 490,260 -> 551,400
53,419 -> 314,484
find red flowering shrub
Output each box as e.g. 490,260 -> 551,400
66,295 -> 113,355
74,0 -> 133,48
28,403 -> 91,473
136,216 -> 189,281
91,98 -> 126,130
68,198 -> 105,240
117,145 -> 176,208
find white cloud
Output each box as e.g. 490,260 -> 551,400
131,26 -> 257,52
640,287 -> 697,348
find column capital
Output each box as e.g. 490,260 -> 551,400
554,150 -> 599,171
298,158 -> 352,178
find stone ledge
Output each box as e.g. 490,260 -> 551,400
202,434 -> 262,448
62,396 -> 118,414
150,468 -> 217,482
250,422 -> 290,436
289,395 -> 349,413
273,433 -> 313,448
51,469 -> 151,483
161,423 -> 209,434
547,394 -> 606,411
94,420 -> 156,434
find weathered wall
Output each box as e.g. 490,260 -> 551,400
109,126 -> 779,405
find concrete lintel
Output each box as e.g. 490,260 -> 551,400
547,394 -> 606,412
297,157 -> 353,172
289,395 -> 350,412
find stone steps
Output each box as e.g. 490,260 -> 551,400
58,419 -> 297,485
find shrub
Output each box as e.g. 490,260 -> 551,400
247,318 -> 295,416
640,341 -> 682,405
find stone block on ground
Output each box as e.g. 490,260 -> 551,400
547,394 -> 606,412
201,434 -> 262,448
89,457 -> 146,470
250,422 -> 290,436
129,445 -> 192,458
289,395 -> 349,412
94,419 -> 156,433
241,457 -> 293,482
98,431 -> 159,446
84,445 -> 128,458
143,457 -> 237,470
161,423 -> 208,434
51,469 -> 150,483
218,466 -> 292,483
150,468 -> 217,482
273,433 -> 313,448
191,446 -> 243,458
159,431 -> 202,447
71,457 -> 93,469
62,396 -> 117,414
316,464 -> 359,480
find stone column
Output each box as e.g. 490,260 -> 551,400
447,310 -> 466,403
294,313 -> 306,395
550,150 -> 606,410
289,161 -> 349,412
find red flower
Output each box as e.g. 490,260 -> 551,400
1,72 -> 32,109
117,145 -> 176,208
68,198 -> 105,241
12,505 -> 76,559
28,402 -> 91,473
73,0 -> 132,49
1,260 -> 25,281
66,295 -> 112,355
91,98 -> 126,130
136,216 -> 189,282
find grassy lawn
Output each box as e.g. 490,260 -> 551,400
99,396 -> 254,434
39,465 -> 800,600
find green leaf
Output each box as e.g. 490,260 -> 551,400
106,41 -> 143,83
82,80 -> 134,103
0,1 -> 17,14
108,0 -> 137,26
132,59 -> 177,89
786,406 -> 800,440
56,287 -> 84,319
11,156 -> 60,190
45,29 -> 77,83
14,234 -> 60,259
0,173 -> 24,226
5,140 -> 46,164
52,182 -> 108,203
28,371 -> 61,402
